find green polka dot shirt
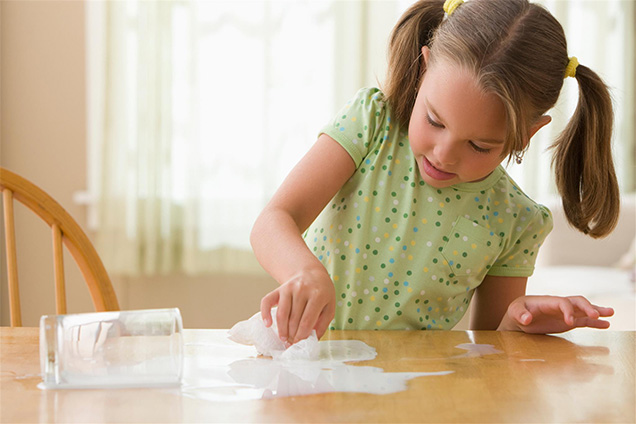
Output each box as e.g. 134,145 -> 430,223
304,88 -> 553,331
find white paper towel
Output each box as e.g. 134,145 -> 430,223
228,310 -> 320,361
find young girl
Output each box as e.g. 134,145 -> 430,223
251,0 -> 619,345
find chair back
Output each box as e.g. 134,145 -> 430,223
0,167 -> 119,326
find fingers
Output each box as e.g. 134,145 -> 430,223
314,304 -> 336,339
596,306 -> 615,317
260,291 -> 280,327
573,316 -> 611,329
567,296 -> 614,329
567,296 -> 615,327
550,296 -> 617,330
585,303 -> 614,318
507,298 -> 534,327
261,289 -> 298,344
261,284 -> 333,344
276,289 -> 293,343
557,298 -> 576,327
278,287 -> 326,344
568,296 -> 600,320
505,295 -> 615,334
292,299 -> 334,343
547,296 -> 614,329
261,288 -> 303,343
285,295 -> 309,344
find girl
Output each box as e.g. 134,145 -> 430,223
251,0 -> 619,345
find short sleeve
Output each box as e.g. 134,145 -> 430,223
488,204 -> 553,277
319,87 -> 387,168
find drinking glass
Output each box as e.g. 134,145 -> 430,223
40,308 -> 183,389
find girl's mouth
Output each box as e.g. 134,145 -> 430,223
421,156 -> 456,181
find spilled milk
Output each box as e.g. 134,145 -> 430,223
180,337 -> 456,401
24,330 -> 506,400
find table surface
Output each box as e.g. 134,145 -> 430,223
1,327 -> 634,423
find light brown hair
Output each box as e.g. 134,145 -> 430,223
384,0 -> 619,238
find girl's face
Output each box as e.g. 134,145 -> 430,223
408,49 -> 508,189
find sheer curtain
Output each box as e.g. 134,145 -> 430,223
87,0 -> 634,276
87,0 -> 381,275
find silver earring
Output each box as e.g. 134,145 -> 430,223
514,152 -> 523,164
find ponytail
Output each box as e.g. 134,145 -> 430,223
551,65 -> 620,238
384,0 -> 445,127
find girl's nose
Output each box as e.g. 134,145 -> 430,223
434,139 -> 458,166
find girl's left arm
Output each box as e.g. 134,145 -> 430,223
469,275 -> 527,330
470,275 -> 615,332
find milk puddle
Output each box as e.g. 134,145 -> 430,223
180,338 -> 453,401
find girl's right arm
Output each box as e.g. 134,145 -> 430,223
250,133 -> 356,345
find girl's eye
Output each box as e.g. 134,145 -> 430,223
426,114 -> 444,128
469,141 -> 491,154
426,112 -> 492,154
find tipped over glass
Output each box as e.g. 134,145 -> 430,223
40,308 -> 183,389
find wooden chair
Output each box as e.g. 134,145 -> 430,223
1,167 -> 119,326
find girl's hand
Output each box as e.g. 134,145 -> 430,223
261,268 -> 336,345
498,295 -> 614,334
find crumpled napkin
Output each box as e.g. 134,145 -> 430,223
228,309 -> 320,361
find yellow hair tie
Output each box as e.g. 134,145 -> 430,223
443,0 -> 464,16
565,56 -> 579,79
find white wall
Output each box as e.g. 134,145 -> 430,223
1,0 -> 94,326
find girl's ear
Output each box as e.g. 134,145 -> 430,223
421,46 -> 431,66
527,115 -> 552,142
520,115 -> 551,150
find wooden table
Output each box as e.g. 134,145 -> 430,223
1,327 -> 634,423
